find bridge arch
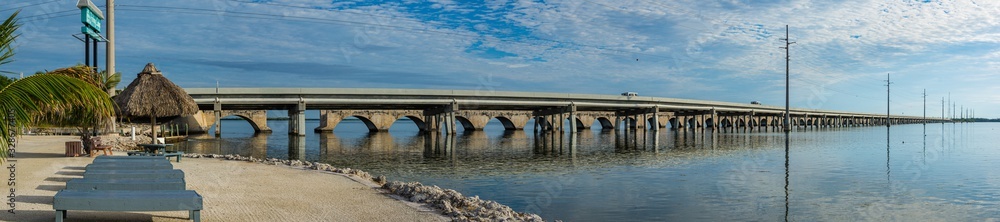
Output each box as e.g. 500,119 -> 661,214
668,117 -> 680,129
624,117 -> 638,128
196,110 -> 272,134
596,117 -> 615,129
400,115 -> 426,131
720,118 -> 732,128
350,116 -> 380,132
646,117 -> 657,129
212,114 -> 266,134
493,116 -> 518,130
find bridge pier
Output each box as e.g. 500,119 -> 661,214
570,105 -> 578,133
709,108 -> 717,132
288,135 -> 306,160
288,100 -> 306,136
533,106 -> 575,133
650,107 -> 659,131
214,101 -> 222,135
446,103 -> 458,134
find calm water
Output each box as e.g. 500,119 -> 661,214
175,119 -> 1000,221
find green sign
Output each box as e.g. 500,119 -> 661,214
82,26 -> 101,40
81,7 -> 101,33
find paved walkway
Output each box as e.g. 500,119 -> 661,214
1,136 -> 447,222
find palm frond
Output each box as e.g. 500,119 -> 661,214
0,74 -> 115,161
0,11 -> 20,73
99,70 -> 122,93
46,65 -> 100,86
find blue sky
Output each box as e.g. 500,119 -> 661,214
2,0 -> 998,118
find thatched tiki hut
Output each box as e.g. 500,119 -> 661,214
114,63 -> 197,144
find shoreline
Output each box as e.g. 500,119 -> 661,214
2,135 -> 542,221
180,153 -> 545,221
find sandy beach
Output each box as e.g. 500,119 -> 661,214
1,135 -> 448,222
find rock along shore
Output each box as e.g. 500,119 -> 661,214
182,153 -> 545,222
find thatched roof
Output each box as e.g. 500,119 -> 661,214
114,63 -> 198,119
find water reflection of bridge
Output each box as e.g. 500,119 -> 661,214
180,128 -> 809,163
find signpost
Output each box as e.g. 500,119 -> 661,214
80,4 -> 102,39
77,0 -> 104,71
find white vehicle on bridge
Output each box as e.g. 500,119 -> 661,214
751,101 -> 762,105
621,92 -> 638,97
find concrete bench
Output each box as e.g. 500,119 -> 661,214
128,151 -> 184,163
164,151 -> 183,162
128,151 -> 184,162
54,190 -> 202,222
96,155 -> 165,160
66,178 -> 186,191
92,158 -> 170,164
84,169 -> 185,180
85,162 -> 173,171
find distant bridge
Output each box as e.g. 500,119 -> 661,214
176,88 -> 949,135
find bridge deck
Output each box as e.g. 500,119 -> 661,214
185,88 -> 944,120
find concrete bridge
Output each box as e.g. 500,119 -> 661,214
174,88 -> 948,135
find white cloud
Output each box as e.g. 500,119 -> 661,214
3,0 -> 998,116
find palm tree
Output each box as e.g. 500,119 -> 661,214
1,11 -> 115,161
36,65 -> 121,94
0,11 -> 19,73
35,65 -> 121,149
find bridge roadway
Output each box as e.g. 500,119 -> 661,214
177,88 -> 949,135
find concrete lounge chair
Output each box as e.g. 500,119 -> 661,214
95,155 -> 164,160
53,156 -> 201,221
94,155 -> 181,164
92,158 -> 170,164
84,162 -> 174,170
82,169 -> 185,180
53,190 -> 202,222
65,178 -> 186,191
127,150 -> 184,162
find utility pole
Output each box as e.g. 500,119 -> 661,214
780,25 -> 794,132
923,89 -> 926,125
106,0 -> 115,96
884,73 -> 892,127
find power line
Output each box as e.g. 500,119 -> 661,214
17,9 -> 77,23
0,0 -> 60,12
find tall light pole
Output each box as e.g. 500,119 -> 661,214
922,89 -> 926,125
780,25 -> 794,132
